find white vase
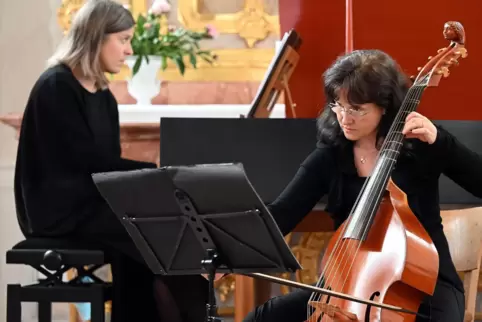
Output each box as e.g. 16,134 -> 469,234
125,55 -> 162,105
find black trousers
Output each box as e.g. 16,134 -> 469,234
71,201 -> 209,322
243,278 -> 465,322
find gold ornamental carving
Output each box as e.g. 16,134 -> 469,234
213,232 -> 333,302
178,0 -> 279,48
57,0 -> 146,33
236,0 -> 271,48
215,274 -> 236,302
277,232 -> 334,295
57,0 -> 84,33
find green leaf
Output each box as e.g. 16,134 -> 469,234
132,56 -> 142,76
175,56 -> 185,75
161,56 -> 167,71
189,53 -> 197,68
200,56 -> 213,64
130,14 -> 217,76
136,14 -> 146,29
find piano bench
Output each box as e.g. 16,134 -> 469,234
6,237 -> 112,322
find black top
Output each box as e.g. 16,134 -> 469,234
14,63 -> 156,236
267,127 -> 482,293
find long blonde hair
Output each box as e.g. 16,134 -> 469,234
47,0 -> 135,89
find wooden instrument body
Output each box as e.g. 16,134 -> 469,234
317,179 -> 439,321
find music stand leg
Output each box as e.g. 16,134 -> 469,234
202,249 -> 223,322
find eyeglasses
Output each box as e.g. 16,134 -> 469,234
328,102 -> 369,118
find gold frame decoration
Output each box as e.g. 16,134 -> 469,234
167,0 -> 281,81
57,0 -> 147,35
57,0 -> 85,33
178,0 -> 280,48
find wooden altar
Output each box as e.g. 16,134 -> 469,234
0,103 -> 286,161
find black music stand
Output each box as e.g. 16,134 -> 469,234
91,163 -> 301,322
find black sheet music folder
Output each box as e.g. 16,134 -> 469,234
91,162 -> 301,277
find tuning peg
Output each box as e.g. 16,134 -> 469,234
449,58 -> 459,65
417,67 -> 422,71
437,48 -> 445,53
456,48 -> 468,58
437,66 -> 450,77
428,56 -> 433,60
410,75 -> 416,82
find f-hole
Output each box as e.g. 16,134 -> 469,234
364,291 -> 381,321
319,286 -> 332,322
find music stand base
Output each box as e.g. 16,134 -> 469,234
206,305 -> 222,322
202,249 -> 223,322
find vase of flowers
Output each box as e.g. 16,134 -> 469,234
126,0 -> 217,104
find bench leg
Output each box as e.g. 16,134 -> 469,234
7,284 -> 21,322
91,292 -> 105,322
38,301 -> 52,322
91,302 -> 104,322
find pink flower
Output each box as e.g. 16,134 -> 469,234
143,23 -> 152,29
205,24 -> 218,38
150,0 -> 171,15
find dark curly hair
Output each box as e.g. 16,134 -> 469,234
317,49 -> 411,149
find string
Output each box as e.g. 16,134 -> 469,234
306,76 -> 428,321
333,82 -> 426,289
335,80 -> 425,302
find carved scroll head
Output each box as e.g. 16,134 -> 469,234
443,21 -> 465,44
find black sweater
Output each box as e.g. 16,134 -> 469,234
267,126 -> 482,293
14,63 -> 156,236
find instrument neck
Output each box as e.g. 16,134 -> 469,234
343,84 -> 427,240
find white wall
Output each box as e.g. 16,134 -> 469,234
0,0 -> 63,320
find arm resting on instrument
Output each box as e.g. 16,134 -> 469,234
432,125 -> 482,198
35,76 -> 156,173
267,146 -> 335,236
